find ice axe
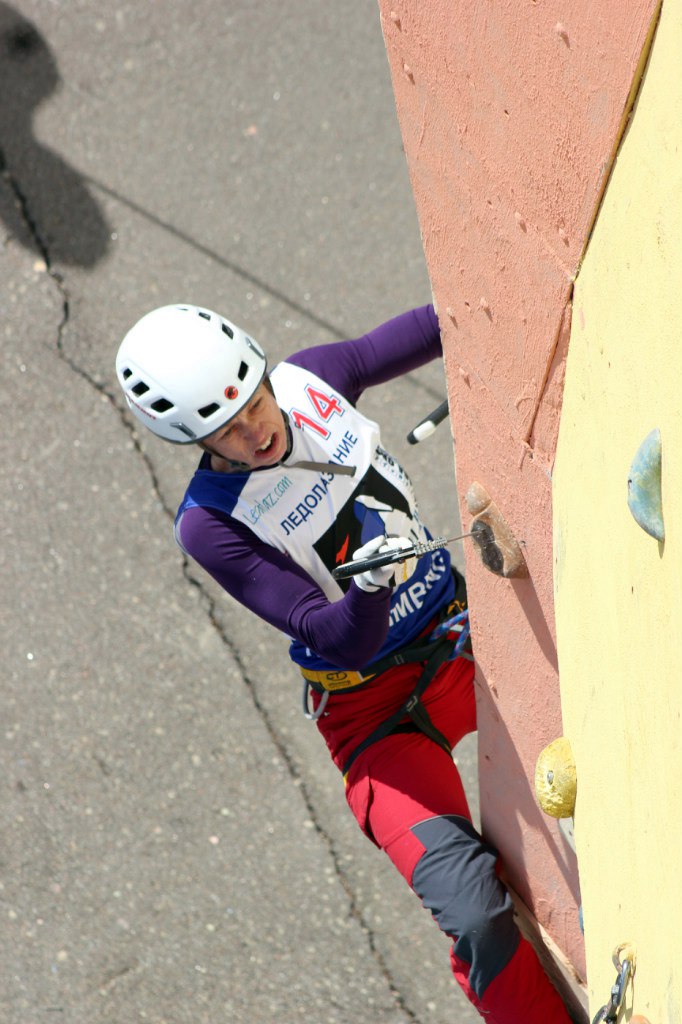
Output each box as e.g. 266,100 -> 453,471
332,532 -> 474,581
406,398 -> 449,444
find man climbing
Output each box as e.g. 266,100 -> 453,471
115,302 -> 572,1023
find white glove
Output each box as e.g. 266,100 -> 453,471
353,536 -> 417,593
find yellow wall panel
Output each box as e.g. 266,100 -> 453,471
554,1 -> 681,1018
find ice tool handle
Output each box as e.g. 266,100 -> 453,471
406,399 -> 449,444
332,533 -> 472,581
332,543 -> 421,580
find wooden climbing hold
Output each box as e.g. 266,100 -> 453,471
465,482 -> 528,578
627,428 -> 664,541
534,736 -> 576,818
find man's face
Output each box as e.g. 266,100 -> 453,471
202,382 -> 287,470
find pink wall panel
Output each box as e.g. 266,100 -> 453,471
378,0 -> 659,977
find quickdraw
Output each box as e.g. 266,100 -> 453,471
591,946 -> 635,1024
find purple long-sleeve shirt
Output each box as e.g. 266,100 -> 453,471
176,305 -> 443,668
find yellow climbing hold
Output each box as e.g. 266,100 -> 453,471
534,737 -> 577,818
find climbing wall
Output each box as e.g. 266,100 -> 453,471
377,0 -> 660,1006
554,0 -> 681,1019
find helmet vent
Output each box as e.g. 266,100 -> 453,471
221,321 -> 234,339
122,368 -> 132,380
198,402 -> 220,419
198,310 -> 211,321
131,381 -> 150,396
151,398 -> 174,413
237,360 -> 249,381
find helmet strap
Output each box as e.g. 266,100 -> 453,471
276,413 -> 356,476
198,441 -> 251,473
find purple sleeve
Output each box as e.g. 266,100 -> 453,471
286,304 -> 441,404
177,506 -> 391,669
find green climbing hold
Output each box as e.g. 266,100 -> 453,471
627,428 -> 664,542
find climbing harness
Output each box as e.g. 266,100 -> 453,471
301,606 -> 470,723
339,604 -> 470,778
591,946 -> 635,1024
300,569 -> 472,776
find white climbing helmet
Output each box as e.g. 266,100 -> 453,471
115,304 -> 267,443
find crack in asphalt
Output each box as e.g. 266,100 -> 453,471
1,154 -> 70,381
184,569 -> 421,1024
6,159 -> 421,1023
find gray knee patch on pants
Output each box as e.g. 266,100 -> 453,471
411,814 -> 519,999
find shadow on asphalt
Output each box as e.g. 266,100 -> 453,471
0,1 -> 110,266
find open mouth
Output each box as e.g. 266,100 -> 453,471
255,433 -> 276,458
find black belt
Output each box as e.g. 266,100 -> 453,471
342,631 -> 456,779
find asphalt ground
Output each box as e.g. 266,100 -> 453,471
1,2 -> 480,1021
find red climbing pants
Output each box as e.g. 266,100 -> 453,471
316,656 -> 572,1024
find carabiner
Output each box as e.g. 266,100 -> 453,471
591,955 -> 632,1024
301,680 -> 330,721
